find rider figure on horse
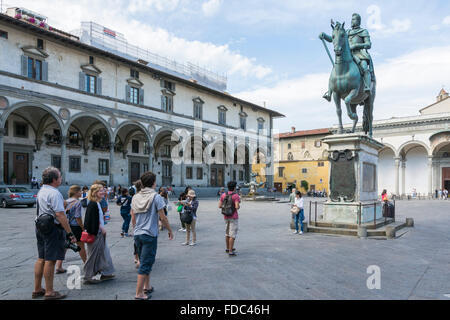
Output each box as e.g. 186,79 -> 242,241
320,13 -> 374,102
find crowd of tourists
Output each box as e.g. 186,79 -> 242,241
32,166 -> 241,300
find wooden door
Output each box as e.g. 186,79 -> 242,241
130,162 -> 140,184
13,153 -> 28,184
211,167 -> 217,187
274,183 -> 282,193
217,167 -> 224,187
162,161 -> 172,186
443,167 -> 450,190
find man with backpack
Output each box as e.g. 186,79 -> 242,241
218,181 -> 241,257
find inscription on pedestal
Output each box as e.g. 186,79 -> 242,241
329,150 -> 356,202
363,162 -> 376,192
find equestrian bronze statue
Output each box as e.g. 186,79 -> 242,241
319,13 -> 376,137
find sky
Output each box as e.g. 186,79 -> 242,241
3,0 -> 450,132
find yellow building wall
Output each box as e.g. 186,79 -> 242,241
272,161 -> 329,193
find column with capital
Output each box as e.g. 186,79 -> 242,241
428,156 -> 433,197
148,146 -> 153,173
60,136 -> 67,184
401,159 -> 406,196
109,142 -> 115,186
0,128 -> 4,185
394,157 -> 401,196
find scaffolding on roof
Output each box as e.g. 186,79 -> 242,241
72,21 -> 227,92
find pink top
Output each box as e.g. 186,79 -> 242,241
220,191 -> 240,220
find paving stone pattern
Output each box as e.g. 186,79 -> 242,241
0,198 -> 449,300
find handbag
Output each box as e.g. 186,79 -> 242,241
290,206 -> 300,214
80,231 -> 96,243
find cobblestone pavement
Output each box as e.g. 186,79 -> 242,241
0,198 -> 449,300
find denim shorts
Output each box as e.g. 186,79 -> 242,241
36,225 -> 66,261
134,234 -> 158,275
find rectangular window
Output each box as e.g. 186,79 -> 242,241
85,74 -> 96,93
194,102 -> 203,119
14,122 -> 28,138
37,38 -> 44,50
302,168 -> 307,174
240,117 -> 246,130
278,167 -> 284,177
143,141 -> 150,155
162,95 -> 173,112
239,171 -> 244,181
27,57 -> 42,80
288,143 -> 291,149
301,142 -> 305,149
69,156 -> 81,172
0,30 -> 8,39
233,170 -> 237,181
164,145 -> 171,157
258,122 -> 264,133
315,140 -> 322,148
89,56 -> 94,64
197,167 -> 203,180
163,80 -> 175,91
130,69 -> 139,79
218,110 -> 226,125
51,155 -> 61,170
69,131 -> 79,145
4,120 -> 8,136
318,161 -> 325,167
186,167 -> 193,179
143,163 -> 149,172
98,159 -> 109,176
130,87 -> 139,104
132,140 -> 139,153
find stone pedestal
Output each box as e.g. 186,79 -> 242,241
322,134 -> 384,224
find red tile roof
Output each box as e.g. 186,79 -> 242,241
275,128 -> 331,139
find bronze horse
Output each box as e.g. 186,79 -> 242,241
324,21 -> 376,137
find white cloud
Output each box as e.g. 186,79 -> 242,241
443,16 -> 450,25
202,0 -> 222,17
10,0 -> 271,80
236,46 -> 450,132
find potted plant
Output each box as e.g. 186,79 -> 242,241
11,172 -> 16,185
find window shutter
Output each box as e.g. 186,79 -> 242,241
21,55 -> 28,77
96,77 -> 102,95
161,95 -> 166,111
160,79 -> 164,88
172,82 -> 176,91
169,96 -> 173,112
125,85 -> 130,102
139,88 -> 144,105
79,72 -> 85,91
42,61 -> 48,81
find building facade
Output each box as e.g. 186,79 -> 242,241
337,89 -> 450,197
0,9 -> 282,187
254,127 -> 331,193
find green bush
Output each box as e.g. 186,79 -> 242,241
301,180 -> 309,192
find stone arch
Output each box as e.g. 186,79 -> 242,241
64,112 -> 113,141
398,140 -> 431,158
379,143 -> 397,157
0,101 -> 64,131
398,141 -> 429,195
113,121 -> 152,146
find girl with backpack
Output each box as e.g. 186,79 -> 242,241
181,190 -> 199,246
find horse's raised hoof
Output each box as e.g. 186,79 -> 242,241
322,92 -> 331,102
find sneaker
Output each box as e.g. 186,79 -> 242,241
189,242 -> 196,246
182,228 -> 186,232
293,231 -> 298,234
181,242 -> 189,245
178,228 -> 184,232
299,231 -> 303,234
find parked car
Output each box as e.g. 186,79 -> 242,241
0,186 -> 37,208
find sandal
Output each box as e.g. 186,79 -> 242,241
144,287 -> 154,294
225,248 -> 236,253
56,269 -> 67,274
44,291 -> 67,300
32,289 -> 46,299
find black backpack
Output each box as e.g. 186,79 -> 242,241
221,193 -> 236,216
180,206 -> 193,224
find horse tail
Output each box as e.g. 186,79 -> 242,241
363,105 -> 370,135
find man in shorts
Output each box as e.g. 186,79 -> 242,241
218,181 -> 241,257
33,167 -> 77,300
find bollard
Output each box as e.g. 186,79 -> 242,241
302,222 -> 308,233
405,218 -> 414,227
385,226 -> 396,239
357,226 -> 367,239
